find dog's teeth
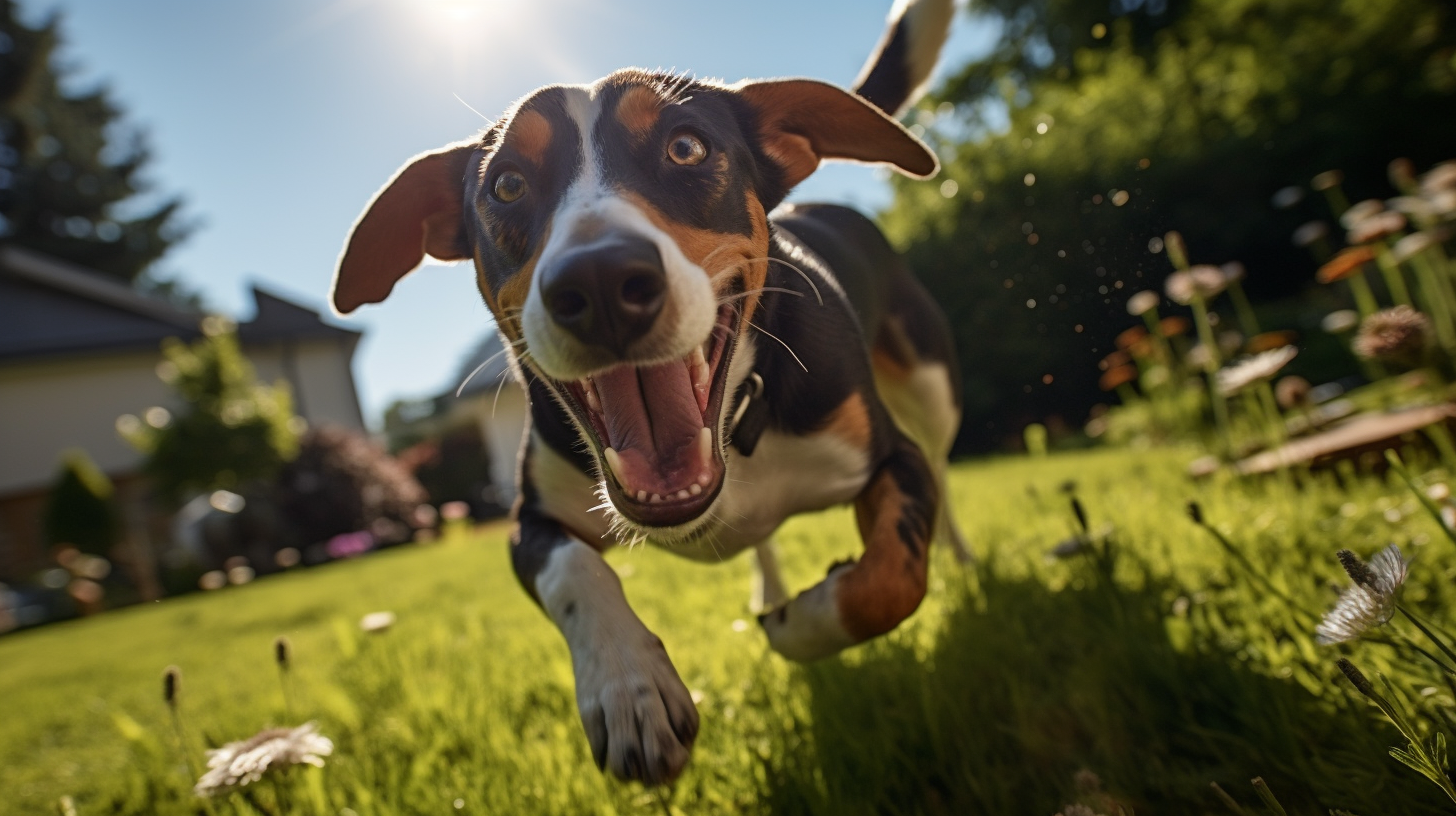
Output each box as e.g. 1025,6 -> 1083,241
698,426 -> 712,465
603,446 -> 623,481
583,378 -> 602,414
689,483 -> 702,496
636,489 -> 647,502
697,471 -> 711,487
676,489 -> 690,500
688,347 -> 710,412
650,493 -> 662,503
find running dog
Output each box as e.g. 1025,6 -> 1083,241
332,0 -> 969,785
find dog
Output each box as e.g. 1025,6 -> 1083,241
331,0 -> 970,785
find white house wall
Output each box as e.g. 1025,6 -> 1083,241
248,340 -> 365,431
0,351 -> 168,495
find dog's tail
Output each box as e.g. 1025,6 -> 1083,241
852,0 -> 957,118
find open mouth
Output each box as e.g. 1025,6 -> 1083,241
556,301 -> 739,528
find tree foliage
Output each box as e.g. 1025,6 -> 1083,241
43,448 -> 118,555
0,0 -> 188,283
883,0 -> 1456,451
120,320 -> 299,505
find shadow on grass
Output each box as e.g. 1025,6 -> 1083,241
757,558 -> 1451,816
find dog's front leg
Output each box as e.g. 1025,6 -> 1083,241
512,508 -> 699,784
758,437 -> 936,661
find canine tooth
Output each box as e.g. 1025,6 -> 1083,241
697,471 -> 711,487
650,493 -> 662,503
603,447 -> 623,480
689,347 -> 710,412
676,489 -> 690,500
636,490 -> 647,502
689,483 -> 702,496
584,378 -> 602,413
698,426 -> 712,464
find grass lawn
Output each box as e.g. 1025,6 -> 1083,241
4,447 -> 1456,815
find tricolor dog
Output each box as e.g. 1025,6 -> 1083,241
332,0 -> 970,785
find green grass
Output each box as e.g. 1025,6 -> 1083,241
5,447 -> 1456,814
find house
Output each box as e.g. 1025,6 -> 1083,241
0,245 -> 365,586
386,330 -> 527,514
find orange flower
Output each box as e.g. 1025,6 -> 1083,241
1099,365 -> 1138,391
1099,350 -> 1131,371
1158,316 -> 1190,337
1317,246 -> 1376,283
1246,330 -> 1298,353
1114,325 -> 1148,350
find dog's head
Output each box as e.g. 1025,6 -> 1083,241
333,69 -> 935,535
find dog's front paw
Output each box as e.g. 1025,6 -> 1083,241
573,632 -> 699,785
757,563 -> 856,662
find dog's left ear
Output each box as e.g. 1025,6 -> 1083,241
331,141 -> 477,315
735,79 -> 938,191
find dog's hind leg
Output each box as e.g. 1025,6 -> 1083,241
758,436 -> 935,661
751,539 -> 789,614
936,470 -> 975,564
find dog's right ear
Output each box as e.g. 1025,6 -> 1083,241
331,141 -> 477,315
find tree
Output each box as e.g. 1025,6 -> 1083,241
882,0 -> 1456,451
43,448 -> 118,556
0,0 -> 189,285
119,318 -> 300,505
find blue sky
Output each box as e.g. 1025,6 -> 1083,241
25,0 -> 994,427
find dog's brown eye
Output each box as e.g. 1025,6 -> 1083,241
667,133 -> 707,166
493,170 -> 527,203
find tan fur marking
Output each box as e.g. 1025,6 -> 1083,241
620,190 -> 771,326
870,318 -> 918,382
615,86 -> 663,141
510,109 -> 553,167
822,392 -> 873,450
837,469 -> 928,640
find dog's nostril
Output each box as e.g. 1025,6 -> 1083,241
550,289 -> 590,321
620,273 -> 665,310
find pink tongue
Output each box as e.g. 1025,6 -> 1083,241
594,359 -> 704,495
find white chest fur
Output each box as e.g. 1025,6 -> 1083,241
647,428 -> 872,561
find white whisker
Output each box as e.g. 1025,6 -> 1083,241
748,319 -> 808,372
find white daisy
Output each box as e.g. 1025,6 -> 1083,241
1214,346 -> 1298,396
1315,545 -> 1408,645
1165,265 -> 1228,305
360,610 -> 397,633
194,722 -> 334,796
1125,290 -> 1160,317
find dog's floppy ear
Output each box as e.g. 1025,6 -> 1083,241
332,141 -> 476,315
734,79 -> 938,190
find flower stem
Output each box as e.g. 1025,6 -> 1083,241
1385,449 -> 1456,549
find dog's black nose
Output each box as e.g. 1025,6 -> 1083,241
539,237 -> 667,356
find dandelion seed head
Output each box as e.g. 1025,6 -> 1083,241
193,722 -> 333,797
1353,306 -> 1428,365
1316,545 -> 1407,645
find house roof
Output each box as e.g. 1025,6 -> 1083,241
0,245 -> 358,363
